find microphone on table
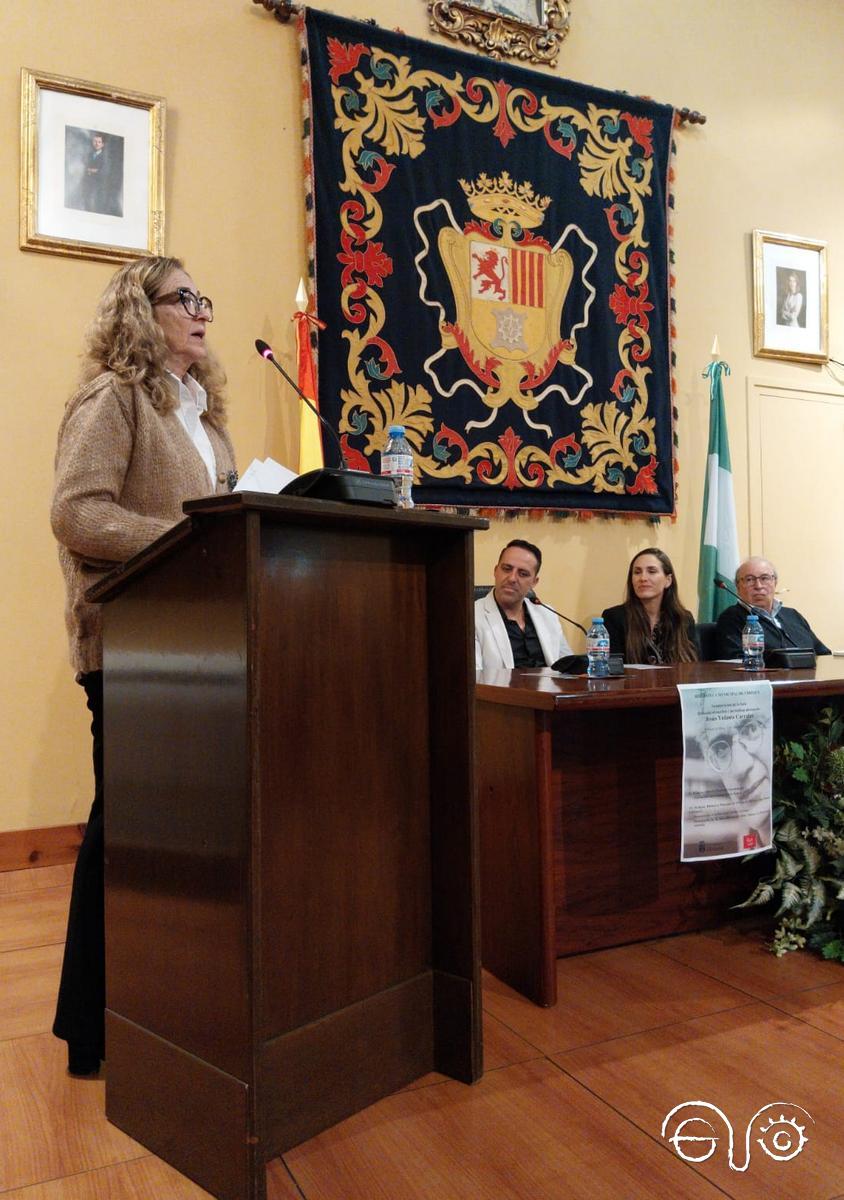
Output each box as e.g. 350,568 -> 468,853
528,592 -> 624,676
713,578 -> 815,667
253,339 -> 394,507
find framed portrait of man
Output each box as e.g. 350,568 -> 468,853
20,68 -> 165,264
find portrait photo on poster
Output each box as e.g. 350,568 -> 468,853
678,680 -> 774,862
19,68 -> 164,263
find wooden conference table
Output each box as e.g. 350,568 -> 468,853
476,658 -> 844,1006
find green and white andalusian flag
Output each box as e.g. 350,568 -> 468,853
697,360 -> 739,621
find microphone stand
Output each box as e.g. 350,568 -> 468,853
713,579 -> 815,668
527,592 -> 587,637
254,339 -> 395,507
529,594 -> 624,676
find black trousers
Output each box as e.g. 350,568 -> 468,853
53,671 -> 105,1059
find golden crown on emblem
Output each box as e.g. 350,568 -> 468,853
459,171 -> 551,229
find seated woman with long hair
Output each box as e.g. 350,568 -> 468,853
602,548 -> 699,664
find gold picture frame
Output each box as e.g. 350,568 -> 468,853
20,68 -> 165,264
427,0 -> 571,67
752,229 -> 828,365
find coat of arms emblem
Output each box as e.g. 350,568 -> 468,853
437,172 -> 577,414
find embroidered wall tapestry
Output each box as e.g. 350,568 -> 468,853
302,9 -> 677,515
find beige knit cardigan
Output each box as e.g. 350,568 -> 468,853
51,371 -> 237,674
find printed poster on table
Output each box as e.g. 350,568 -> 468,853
678,680 -> 774,861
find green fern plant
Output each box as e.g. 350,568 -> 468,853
734,706 -> 844,960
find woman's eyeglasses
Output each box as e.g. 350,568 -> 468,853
153,287 -> 214,321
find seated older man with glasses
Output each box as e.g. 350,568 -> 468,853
715,555 -> 830,659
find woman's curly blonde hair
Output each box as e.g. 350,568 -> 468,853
79,256 -> 227,427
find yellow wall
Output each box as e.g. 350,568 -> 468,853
2,0 -> 843,831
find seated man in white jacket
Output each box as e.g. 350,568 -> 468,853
475,539 -> 572,671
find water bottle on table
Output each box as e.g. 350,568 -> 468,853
586,617 -> 610,678
381,424 -> 414,509
742,613 -> 765,670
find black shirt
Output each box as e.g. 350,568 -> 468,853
497,600 -> 545,667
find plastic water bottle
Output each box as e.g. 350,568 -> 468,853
586,617 -> 610,678
742,613 -> 765,670
381,425 -> 414,509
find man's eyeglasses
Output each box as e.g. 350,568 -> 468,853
153,287 -> 214,321
704,716 -> 767,773
738,574 -> 775,586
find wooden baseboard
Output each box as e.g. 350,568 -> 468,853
0,825 -> 83,873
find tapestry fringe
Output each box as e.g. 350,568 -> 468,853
417,505 -> 666,524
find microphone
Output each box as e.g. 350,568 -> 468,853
529,592 -> 624,676
714,578 -> 802,645
714,578 -> 755,614
253,338 -> 395,507
255,338 -> 347,469
715,578 -> 815,666
528,591 -> 588,636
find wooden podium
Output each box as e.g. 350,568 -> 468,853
92,494 -> 485,1200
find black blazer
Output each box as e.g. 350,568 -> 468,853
715,603 -> 830,658
601,603 -> 699,663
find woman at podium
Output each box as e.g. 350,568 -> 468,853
602,548 -> 699,665
50,256 -> 237,1077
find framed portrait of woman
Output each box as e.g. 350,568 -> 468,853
752,229 -> 828,364
20,68 -> 165,264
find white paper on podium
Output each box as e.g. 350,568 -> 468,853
234,457 -> 298,494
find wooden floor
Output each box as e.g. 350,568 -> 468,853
2,864 -> 843,1199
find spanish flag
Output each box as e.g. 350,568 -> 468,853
293,301 -> 326,475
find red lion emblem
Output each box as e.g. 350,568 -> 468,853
472,249 -> 508,301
